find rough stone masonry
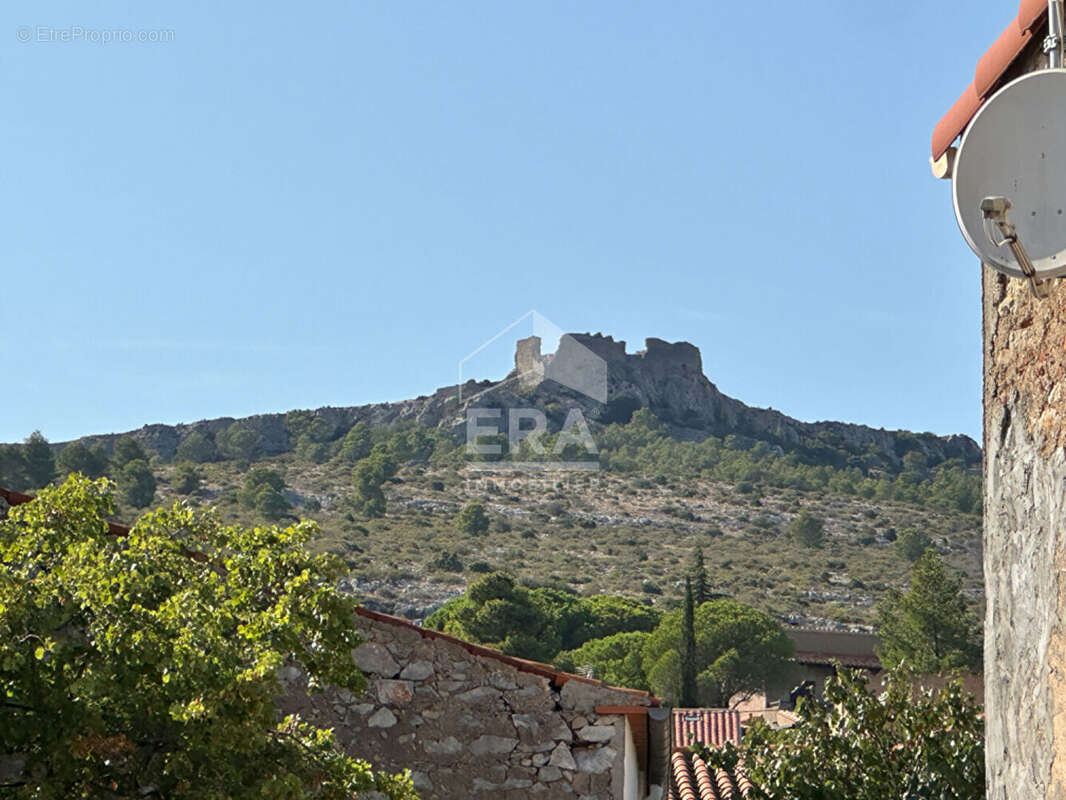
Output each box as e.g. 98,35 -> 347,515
280,609 -> 660,799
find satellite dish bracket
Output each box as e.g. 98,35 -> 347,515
980,196 -> 1053,298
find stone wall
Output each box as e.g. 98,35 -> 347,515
281,609 -> 659,799
983,263 -> 1066,800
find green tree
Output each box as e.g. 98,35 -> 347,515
57,441 -> 109,479
455,502 -> 490,536
117,459 -> 157,508
710,668 -> 984,800
555,631 -> 650,689
0,444 -> 27,490
877,549 -> 982,673
217,422 -> 262,468
896,527 -> 933,562
691,547 -> 709,604
239,467 -> 286,510
789,510 -> 824,548
642,598 -> 794,707
335,422 -> 372,465
425,572 -> 559,662
22,431 -> 56,489
680,579 -> 698,707
351,450 -> 395,518
112,435 -> 148,470
0,476 -> 415,799
571,595 -> 661,648
175,430 -> 219,463
173,461 -> 202,495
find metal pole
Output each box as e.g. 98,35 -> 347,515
1048,0 -> 1064,68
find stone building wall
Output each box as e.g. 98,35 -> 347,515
983,264 -> 1066,800
281,608 -> 660,800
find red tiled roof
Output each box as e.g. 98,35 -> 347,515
667,750 -> 756,800
672,709 -> 743,750
931,0 -> 1047,159
1,485 -> 659,706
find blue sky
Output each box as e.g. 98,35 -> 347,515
0,1 -> 1014,443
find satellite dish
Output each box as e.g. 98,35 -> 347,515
952,68 -> 1066,283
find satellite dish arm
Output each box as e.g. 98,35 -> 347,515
980,196 -> 1052,298
1047,0 -> 1064,68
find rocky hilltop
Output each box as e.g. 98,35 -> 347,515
60,334 -> 980,472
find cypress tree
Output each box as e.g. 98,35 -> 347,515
681,577 -> 698,707
692,547 -> 709,604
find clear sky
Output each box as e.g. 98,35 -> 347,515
0,1 -> 1015,444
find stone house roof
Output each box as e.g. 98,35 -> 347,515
786,627 -> 882,670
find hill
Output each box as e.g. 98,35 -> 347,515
0,333 -> 983,630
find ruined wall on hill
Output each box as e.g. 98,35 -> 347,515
281,612 -> 656,800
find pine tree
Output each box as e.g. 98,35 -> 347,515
680,578 -> 698,707
22,431 -> 56,489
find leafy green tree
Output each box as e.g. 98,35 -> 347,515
217,422 -> 262,468
680,579 -> 698,707
896,527 -> 933,562
789,510 -> 825,548
877,549 -> 982,673
117,459 -> 157,508
571,595 -> 661,647
22,431 -> 56,490
57,441 -> 109,479
455,502 -> 490,536
708,668 -> 984,800
173,461 -> 203,495
0,476 -> 415,800
239,467 -> 286,510
351,450 -> 395,518
642,598 -> 794,707
425,572 -> 559,662
0,443 -> 27,490
255,486 -> 292,521
112,435 -> 148,470
175,430 -> 219,463
555,631 -> 650,689
335,422 -> 372,465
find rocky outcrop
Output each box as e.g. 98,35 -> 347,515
44,332 -> 980,473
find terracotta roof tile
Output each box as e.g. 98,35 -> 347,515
669,749 -> 757,800
931,1 -> 1046,159
672,709 -> 743,749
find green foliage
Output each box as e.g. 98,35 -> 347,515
112,435 -> 148,470
335,422 -> 372,465
426,574 -> 661,664
173,461 -> 203,495
710,668 -> 984,800
56,441 -> 109,480
351,450 -> 396,518
0,476 -> 416,800
680,579 -> 698,707
691,547 -> 709,604
896,527 -> 933,562
217,422 -> 262,467
642,598 -> 794,706
175,430 -> 219,463
117,459 -> 157,508
877,549 -> 982,673
555,631 -> 650,689
239,468 -> 290,520
454,502 -> 490,536
0,443 -> 28,490
789,510 -> 825,549
22,431 -> 56,490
